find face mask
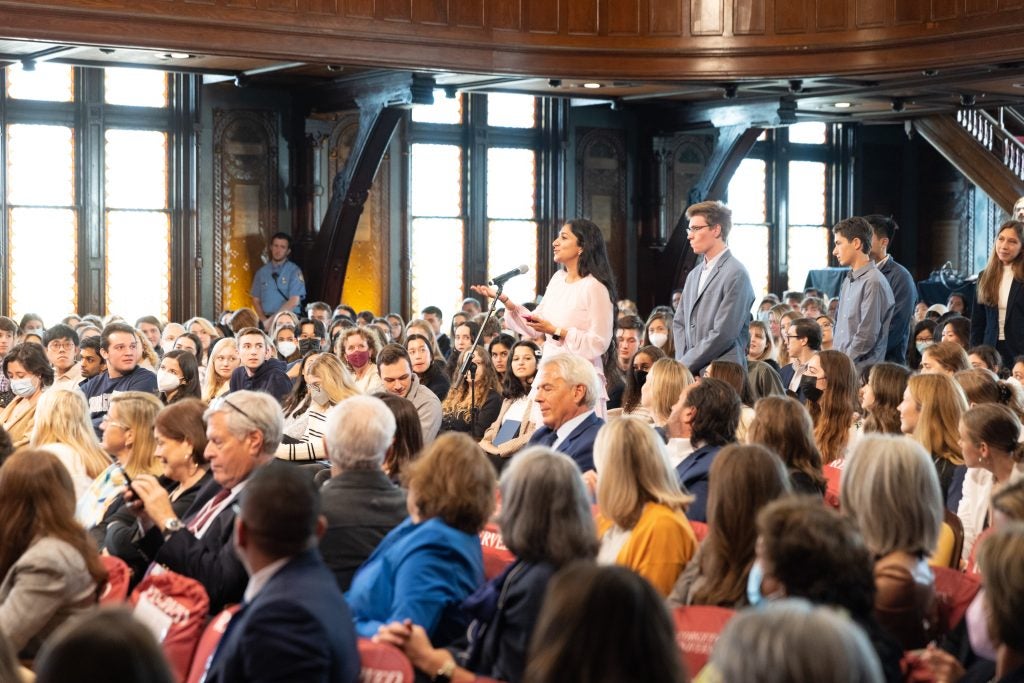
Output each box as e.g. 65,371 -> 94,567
966,590 -> 997,660
9,377 -> 36,397
346,350 -> 370,369
157,370 -> 182,393
277,341 -> 297,358
648,332 -> 668,348
299,338 -> 320,355
746,560 -> 766,607
308,384 -> 330,407
916,341 -> 934,354
633,369 -> 648,389
799,375 -> 823,402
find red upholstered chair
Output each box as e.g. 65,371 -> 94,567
357,638 -> 415,683
689,521 -> 709,543
932,566 -> 981,636
479,521 -> 516,580
185,605 -> 242,683
822,464 -> 842,510
130,569 -> 211,683
672,605 -> 736,676
98,554 -> 131,604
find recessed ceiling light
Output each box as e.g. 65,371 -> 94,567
582,82 -> 602,89
834,102 -> 852,109
158,52 -> 193,60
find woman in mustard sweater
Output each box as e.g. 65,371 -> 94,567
593,417 -> 697,595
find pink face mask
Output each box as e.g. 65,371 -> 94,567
966,589 -> 997,661
346,350 -> 370,369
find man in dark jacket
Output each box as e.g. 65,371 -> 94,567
228,327 -> 292,402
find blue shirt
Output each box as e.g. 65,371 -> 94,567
250,260 -> 306,314
833,260 -> 895,369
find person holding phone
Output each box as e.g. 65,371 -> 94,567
472,219 -> 615,417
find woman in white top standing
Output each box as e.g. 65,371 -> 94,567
473,219 -> 615,417
971,220 -> 1024,367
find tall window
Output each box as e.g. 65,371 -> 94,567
728,122 -> 836,299
409,90 -> 541,321
2,64 -> 178,322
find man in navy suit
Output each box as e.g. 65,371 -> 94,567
672,200 -> 756,377
528,354 -> 604,473
203,465 -> 360,683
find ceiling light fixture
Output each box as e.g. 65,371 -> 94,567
582,82 -> 602,89
834,101 -> 852,109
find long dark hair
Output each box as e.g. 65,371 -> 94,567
503,340 -> 541,400
161,349 -> 202,404
375,392 -> 424,481
566,219 -> 619,358
906,319 -> 936,370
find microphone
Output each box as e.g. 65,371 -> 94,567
488,264 -> 529,286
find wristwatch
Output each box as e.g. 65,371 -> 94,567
551,327 -> 563,341
163,518 -> 185,533
432,657 -> 456,682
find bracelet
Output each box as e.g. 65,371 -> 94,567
432,655 -> 456,682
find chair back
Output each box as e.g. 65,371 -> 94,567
932,566 -> 981,636
185,605 -> 241,683
99,554 -> 131,604
479,521 -> 516,580
930,510 -> 964,569
822,464 -> 842,509
130,568 -> 211,683
357,638 -> 414,683
672,605 -> 736,676
689,521 -> 709,543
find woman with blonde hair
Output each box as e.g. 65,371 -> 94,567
860,361 -> 910,434
184,316 -> 220,359
920,340 -> 970,375
202,337 -> 239,402
899,373 -> 968,509
30,389 -> 111,498
747,396 -> 826,496
804,350 -> 859,466
955,368 -> 1024,420
336,326 -> 384,394
767,303 -> 792,365
594,417 -> 697,596
133,330 -> 159,371
277,353 -> 360,462
841,435 -> 943,650
75,392 -> 163,535
639,358 -> 693,429
747,319 -> 778,371
669,443 -> 791,608
956,403 -> 1024,566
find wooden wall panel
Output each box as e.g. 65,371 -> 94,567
525,0 -> 558,32
650,0 -> 683,33
775,0 -> 808,32
691,0 -> 724,35
965,0 -> 997,13
734,0 -> 766,34
568,0 -> 598,34
306,0 -> 338,13
856,0 -> 887,26
930,0 -> 957,20
412,0 -> 447,24
608,0 -> 640,34
1000,0 -> 1024,8
227,0 -> 258,7
453,0 -> 483,26
491,0 -> 521,29
345,0 -> 374,17
817,0 -> 847,29
894,0 -> 925,22
378,0 -> 412,20
264,0 -> 299,10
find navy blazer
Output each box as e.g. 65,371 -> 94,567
878,257 -> 917,365
674,444 -> 722,523
204,549 -> 360,683
971,279 -> 1024,362
778,364 -> 806,402
528,412 -> 604,472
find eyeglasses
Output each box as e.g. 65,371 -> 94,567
687,223 -> 716,234
47,341 -> 76,351
210,397 -> 256,425
786,335 -> 804,340
100,416 -> 129,430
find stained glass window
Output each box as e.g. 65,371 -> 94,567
105,67 -> 168,108
6,124 -> 77,323
6,62 -> 73,102
487,93 -> 537,129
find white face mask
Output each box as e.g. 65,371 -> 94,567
277,341 -> 297,358
648,332 -> 668,348
157,370 -> 182,393
9,377 -> 36,398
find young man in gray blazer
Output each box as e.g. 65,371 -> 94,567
672,200 -> 756,377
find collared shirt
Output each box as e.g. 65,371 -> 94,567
832,260 -> 895,368
250,259 -> 306,314
788,358 -> 810,393
553,409 -> 595,450
52,362 -> 83,391
192,479 -> 248,539
698,247 -> 729,294
242,556 -> 290,604
665,437 -> 694,469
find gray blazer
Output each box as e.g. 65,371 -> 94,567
0,536 -> 98,657
672,248 -> 756,376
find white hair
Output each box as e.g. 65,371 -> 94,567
538,354 -> 600,408
324,395 -> 396,470
204,390 -> 283,454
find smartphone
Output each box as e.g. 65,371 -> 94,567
116,462 -> 139,499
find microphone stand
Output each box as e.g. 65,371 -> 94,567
458,283 -> 504,437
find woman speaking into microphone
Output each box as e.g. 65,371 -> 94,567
472,219 -> 615,416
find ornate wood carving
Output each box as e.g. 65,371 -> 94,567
212,109 -> 279,314
6,1 -> 1024,80
576,127 -> 628,293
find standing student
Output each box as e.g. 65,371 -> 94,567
865,214 -> 916,365
250,232 -> 306,328
971,220 -> 1024,367
672,200 -> 756,376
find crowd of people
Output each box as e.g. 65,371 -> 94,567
1,210 -> 1024,683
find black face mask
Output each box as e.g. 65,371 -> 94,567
633,369 -> 648,389
298,338 -> 321,355
799,374 -> 823,402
